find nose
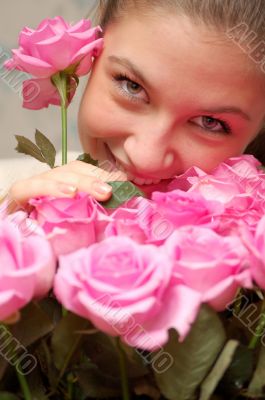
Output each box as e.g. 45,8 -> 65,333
123,114 -> 178,175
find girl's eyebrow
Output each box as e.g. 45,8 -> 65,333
108,55 -> 149,86
108,56 -> 251,121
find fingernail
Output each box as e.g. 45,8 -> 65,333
58,184 -> 77,195
93,181 -> 112,194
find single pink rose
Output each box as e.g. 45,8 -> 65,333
168,155 -> 263,197
0,198 -> 45,236
214,199 -> 265,236
54,236 -> 201,350
106,190 -> 223,245
5,16 -> 103,109
104,202 -> 151,244
212,155 -> 261,181
188,155 -> 265,202
242,215 -> 265,289
168,166 -> 207,192
151,189 -> 223,236
164,226 -> 252,311
5,210 -> 44,237
104,197 -> 175,245
212,155 -> 265,207
29,192 -> 112,256
22,75 -> 77,110
186,157 -> 265,235
190,176 -> 265,235
188,174 -> 242,204
0,220 -> 56,321
5,16 -> 102,77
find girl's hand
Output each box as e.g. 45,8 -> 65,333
8,160 -> 127,206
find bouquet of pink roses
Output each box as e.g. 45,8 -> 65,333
1,16 -> 265,400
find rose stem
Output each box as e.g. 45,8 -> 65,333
16,365 -> 32,400
51,71 -> 68,165
61,85 -> 67,166
2,324 -> 32,399
116,338 -> 130,400
248,300 -> 265,349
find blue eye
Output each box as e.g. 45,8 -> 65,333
113,73 -> 147,103
193,116 -> 232,135
112,76 -> 233,135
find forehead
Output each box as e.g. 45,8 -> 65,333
104,13 -> 253,75
102,12 -> 265,113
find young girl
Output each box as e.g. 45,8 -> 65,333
8,0 -> 265,206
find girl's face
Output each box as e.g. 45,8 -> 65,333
78,12 -> 265,185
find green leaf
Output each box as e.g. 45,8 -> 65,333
15,135 -> 46,163
76,361 -> 121,398
199,340 -> 239,400
246,345 -> 265,397
10,301 -> 55,347
27,366 -> 49,400
51,312 -> 91,371
76,152 -> 99,166
100,181 -> 146,209
217,344 -> 254,397
0,301 -> 55,380
133,377 -> 161,399
15,131 -> 57,169
35,338 -> 58,389
76,154 -> 146,208
35,129 -> 56,168
153,305 -> 226,400
0,393 -> 20,400
83,332 -> 148,379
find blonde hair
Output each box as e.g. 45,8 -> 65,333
98,0 -> 265,33
97,0 -> 265,164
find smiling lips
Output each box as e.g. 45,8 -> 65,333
104,143 -> 172,185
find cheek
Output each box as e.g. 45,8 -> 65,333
78,99 -> 110,156
177,139 -> 241,173
79,80 -> 122,138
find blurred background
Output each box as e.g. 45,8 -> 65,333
0,0 -> 99,160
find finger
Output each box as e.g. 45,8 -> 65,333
51,171 -> 114,199
41,160 -> 128,182
67,160 -> 128,181
9,174 -> 113,206
8,178 -> 76,206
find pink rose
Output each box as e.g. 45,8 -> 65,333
243,215 -> 265,289
212,155 -> 265,205
186,157 -> 265,235
0,220 -> 56,321
104,202 -> 151,244
168,155 -> 263,196
104,197 -> 174,245
5,210 -> 44,237
54,236 -> 201,350
4,16 -> 103,109
188,155 -> 265,203
29,192 -> 111,256
212,155 -> 261,181
151,189 -> 223,235
164,226 -> 252,311
0,198 -> 44,237
168,166 -> 207,192
22,75 -> 77,110
105,190 -> 223,246
188,174 -> 264,235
